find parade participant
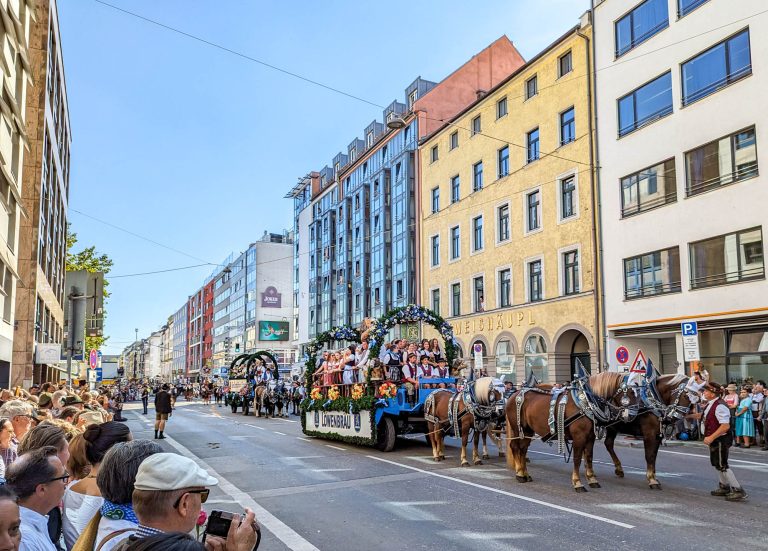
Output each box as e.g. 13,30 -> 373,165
503,379 -> 515,399
402,353 -> 419,405
734,388 -> 754,448
383,340 -> 403,381
692,382 -> 747,501
342,347 -> 356,386
430,338 -> 444,363
153,385 -> 172,440
355,343 -> 370,384
141,387 -> 149,416
417,355 -> 434,389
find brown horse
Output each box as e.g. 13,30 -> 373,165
601,373 -> 696,489
424,378 -> 503,467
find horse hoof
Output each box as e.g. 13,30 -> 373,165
498,453 -> 506,458
649,483 -> 662,490
589,482 -> 601,489
439,455 -> 446,461
461,462 -> 471,468
473,460 -> 483,466
615,470 -> 625,478
574,486 -> 588,493
433,457 -> 440,463
516,475 -> 527,483
526,458 -> 531,464
525,475 -> 533,482
482,454 -> 490,460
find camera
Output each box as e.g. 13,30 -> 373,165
203,510 -> 261,551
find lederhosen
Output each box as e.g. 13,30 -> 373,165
386,351 -> 402,382
704,398 -> 732,472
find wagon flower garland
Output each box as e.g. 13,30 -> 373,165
351,384 -> 365,400
327,386 -> 340,401
310,387 -> 323,400
379,382 -> 397,399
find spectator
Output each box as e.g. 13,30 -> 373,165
51,392 -> 68,418
0,401 -> 33,444
124,533 -> 203,551
57,408 -> 79,425
73,411 -> 106,432
0,485 -> 21,551
6,446 -> 69,551
128,453 -> 256,551
1,417 -> 17,474
66,434 -> 91,483
37,394 -> 53,413
62,397 -> 85,412
153,386 -> 172,440
751,381 -> 765,447
62,423 -> 132,550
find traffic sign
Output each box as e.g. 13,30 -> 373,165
630,349 -> 648,373
616,346 -> 629,365
681,322 -> 698,336
89,349 -> 98,370
681,321 -> 700,361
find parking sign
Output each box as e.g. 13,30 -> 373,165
681,321 -> 700,361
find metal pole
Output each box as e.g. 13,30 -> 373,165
66,290 -> 74,387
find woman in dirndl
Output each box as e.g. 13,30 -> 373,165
735,388 -> 755,448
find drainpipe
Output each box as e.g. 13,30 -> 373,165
577,9 -> 607,373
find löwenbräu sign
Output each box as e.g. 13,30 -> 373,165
304,409 -> 373,440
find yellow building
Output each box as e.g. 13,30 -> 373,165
418,15 -> 600,384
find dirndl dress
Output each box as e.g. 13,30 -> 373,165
735,397 -> 755,437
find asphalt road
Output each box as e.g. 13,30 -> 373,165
121,400 -> 768,551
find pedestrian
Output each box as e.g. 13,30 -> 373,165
153,385 -> 172,440
141,387 -> 149,416
693,381 -> 748,501
723,384 -> 739,437
734,388 -> 754,448
0,485 -> 21,551
751,381 -> 765,446
760,385 -> 768,451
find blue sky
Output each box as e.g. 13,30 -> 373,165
59,0 -> 589,353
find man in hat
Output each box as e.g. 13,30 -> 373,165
691,382 -> 748,501
63,395 -> 85,411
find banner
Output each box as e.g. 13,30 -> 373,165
259,321 -> 289,341
305,409 -> 373,440
228,379 -> 249,393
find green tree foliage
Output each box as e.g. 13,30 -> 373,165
66,225 -> 113,351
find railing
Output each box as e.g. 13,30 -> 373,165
682,65 -> 752,106
619,104 -> 673,137
686,164 -> 758,197
690,266 -> 765,289
621,189 -> 678,218
625,281 -> 682,300
615,19 -> 669,58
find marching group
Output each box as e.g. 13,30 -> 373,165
0,384 -> 259,551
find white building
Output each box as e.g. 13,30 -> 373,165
145,330 -> 163,380
594,0 -> 767,383
171,304 -> 187,381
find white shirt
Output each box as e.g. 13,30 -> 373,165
95,517 -> 137,551
751,392 -> 764,411
18,506 -> 56,551
703,400 -> 731,429
62,485 -> 104,550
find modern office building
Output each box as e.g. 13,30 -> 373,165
593,0 -> 767,382
160,317 -> 172,381
288,37 -> 526,348
171,303 -> 187,381
419,15 -> 598,382
0,0 -> 34,387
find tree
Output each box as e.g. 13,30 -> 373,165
66,225 -> 113,351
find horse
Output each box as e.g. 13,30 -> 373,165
272,380 -> 289,418
424,377 -> 505,466
601,373 -> 698,489
505,372 -> 636,492
255,380 -> 280,418
288,384 -> 303,415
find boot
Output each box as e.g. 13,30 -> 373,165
710,484 -> 730,496
725,488 -> 748,501
158,431 -> 166,440
154,430 -> 158,439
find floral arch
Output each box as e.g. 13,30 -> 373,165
303,325 -> 361,390
367,305 -> 458,364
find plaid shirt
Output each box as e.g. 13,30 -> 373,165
135,525 -> 164,539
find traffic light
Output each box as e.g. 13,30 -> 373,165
235,343 -> 240,352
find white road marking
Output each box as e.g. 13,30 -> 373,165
273,431 -> 287,436
277,418 -> 298,423
297,437 -> 313,442
161,434 -> 318,550
377,501 -> 448,522
310,468 -> 353,473
325,445 -> 347,451
528,450 -> 688,478
599,503 -> 706,527
442,530 -> 533,550
366,455 -> 634,529
659,449 -> 768,466
256,427 -> 266,431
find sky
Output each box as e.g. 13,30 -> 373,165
59,0 -> 589,354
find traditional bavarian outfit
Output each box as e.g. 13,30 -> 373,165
403,360 -> 419,405
701,383 -> 747,501
384,348 -> 403,382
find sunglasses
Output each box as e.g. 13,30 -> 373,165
48,471 -> 70,484
173,488 -> 210,508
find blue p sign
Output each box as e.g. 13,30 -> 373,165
681,322 -> 698,336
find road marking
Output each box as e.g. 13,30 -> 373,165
528,451 -> 687,478
277,418 -> 298,423
325,445 -> 347,451
256,427 -> 266,431
273,431 -> 287,436
310,468 -> 353,473
366,455 -> 634,529
160,434 -> 318,550
377,501 -> 448,522
297,437 -> 313,442
660,449 -> 768,466
599,503 -> 706,527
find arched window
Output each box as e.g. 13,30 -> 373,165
495,339 -> 514,374
524,335 -> 548,382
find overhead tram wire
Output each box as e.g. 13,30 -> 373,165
110,263 -> 213,278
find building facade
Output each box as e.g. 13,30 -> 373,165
0,0 -> 34,387
145,329 -> 162,380
160,319 -> 172,381
171,303 -> 186,381
288,37 -> 526,348
594,0 -> 767,383
420,16 -> 598,383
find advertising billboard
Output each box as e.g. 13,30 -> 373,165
259,321 -> 289,341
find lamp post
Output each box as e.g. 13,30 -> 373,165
133,328 -> 138,380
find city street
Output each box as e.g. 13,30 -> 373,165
122,401 -> 768,551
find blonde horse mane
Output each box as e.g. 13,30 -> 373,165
589,372 -> 626,399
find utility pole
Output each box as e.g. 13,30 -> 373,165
133,328 -> 138,379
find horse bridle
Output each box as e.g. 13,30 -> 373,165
662,380 -> 695,423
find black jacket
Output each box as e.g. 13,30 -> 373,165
154,390 -> 173,414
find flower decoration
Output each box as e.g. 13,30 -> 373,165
351,384 -> 365,400
195,510 -> 208,540
327,385 -> 340,401
310,387 -> 323,401
379,382 -> 397,399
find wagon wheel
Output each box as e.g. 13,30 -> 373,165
376,416 -> 396,452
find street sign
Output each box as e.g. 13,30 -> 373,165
681,321 -> 700,361
630,350 -> 647,373
616,346 -> 629,365
473,343 -> 483,376
89,349 -> 98,370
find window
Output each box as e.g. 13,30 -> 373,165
563,250 -> 580,295
431,187 -> 440,213
690,227 -> 764,289
498,204 -> 510,242
560,176 -> 576,219
451,283 -> 461,316
431,145 -> 439,163
560,107 -> 575,146
473,161 -> 483,191
366,131 -> 374,148
528,260 -> 543,302
499,268 -> 511,308
450,226 -> 460,260
558,51 -> 572,77
686,127 -> 757,197
374,287 -> 381,305
409,89 -> 418,107
354,293 -> 361,311
428,289 -> 439,315
497,97 -> 508,119
621,158 -> 677,217
527,128 -> 540,163
396,279 -> 404,297
678,0 -> 709,17
471,115 -> 481,136
524,335 -> 548,382
451,175 -> 460,203
495,339 -> 514,373
618,72 -> 672,136
431,235 -> 440,267
498,146 -> 509,178
450,131 -> 459,150
525,75 -> 538,99
615,0 -> 669,57
624,247 -> 681,299
526,190 -> 541,232
473,276 -> 484,313
682,30 -> 751,106
472,216 -> 484,251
